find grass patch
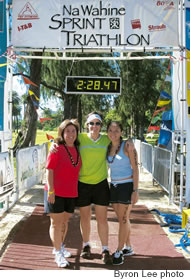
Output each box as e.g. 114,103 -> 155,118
35,130 -> 58,145
145,134 -> 159,146
12,130 -> 58,146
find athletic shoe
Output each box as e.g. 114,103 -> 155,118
55,252 -> 70,268
80,245 -> 91,259
112,250 -> 124,265
102,249 -> 113,265
52,246 -> 72,258
122,247 -> 134,256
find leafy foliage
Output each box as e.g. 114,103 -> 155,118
114,53 -> 170,139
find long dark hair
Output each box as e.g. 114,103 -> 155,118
106,120 -> 123,132
106,121 -> 123,160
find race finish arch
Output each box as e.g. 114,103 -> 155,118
7,0 -> 189,208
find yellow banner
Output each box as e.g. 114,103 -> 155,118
0,63 -> 8,68
29,90 -> 40,101
157,100 -> 171,107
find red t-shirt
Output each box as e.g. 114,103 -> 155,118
46,145 -> 81,197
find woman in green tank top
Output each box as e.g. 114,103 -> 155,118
76,111 -> 112,265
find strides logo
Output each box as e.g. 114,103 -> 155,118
131,19 -> 141,30
156,1 -> 175,10
148,24 -> 166,32
17,2 -> 39,20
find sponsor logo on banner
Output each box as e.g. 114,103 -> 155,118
17,2 -> 39,20
156,1 -> 175,10
148,24 -> 166,32
18,22 -> 32,32
109,18 -> 120,29
131,19 -> 141,29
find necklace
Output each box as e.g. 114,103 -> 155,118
107,140 -> 122,164
63,143 -> 80,167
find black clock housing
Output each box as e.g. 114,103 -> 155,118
66,76 -> 121,95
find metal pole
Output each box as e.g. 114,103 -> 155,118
185,0 -> 190,207
179,0 -> 186,211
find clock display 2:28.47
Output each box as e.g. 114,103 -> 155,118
66,76 -> 121,95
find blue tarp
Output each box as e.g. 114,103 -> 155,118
162,110 -> 173,121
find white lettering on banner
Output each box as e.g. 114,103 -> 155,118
11,0 -> 179,49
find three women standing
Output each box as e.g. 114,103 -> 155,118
48,114 -> 139,267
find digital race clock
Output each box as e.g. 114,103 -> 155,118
66,76 -> 121,95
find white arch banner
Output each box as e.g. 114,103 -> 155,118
11,0 -> 179,49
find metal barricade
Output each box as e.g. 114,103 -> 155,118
141,142 -> 153,174
0,151 -> 15,215
152,146 -> 172,195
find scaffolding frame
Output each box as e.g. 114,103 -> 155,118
5,1 -> 190,210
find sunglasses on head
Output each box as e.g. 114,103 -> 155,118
89,121 -> 101,126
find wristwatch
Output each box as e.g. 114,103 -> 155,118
133,189 -> 138,192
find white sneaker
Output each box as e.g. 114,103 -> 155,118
55,252 -> 70,268
62,248 -> 72,258
52,246 -> 72,258
122,247 -> 134,256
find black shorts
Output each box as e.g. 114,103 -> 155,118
46,196 -> 76,214
110,182 -> 133,204
75,179 -> 110,207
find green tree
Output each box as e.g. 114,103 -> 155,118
13,53 -> 42,154
116,54 -> 167,139
12,91 -> 22,132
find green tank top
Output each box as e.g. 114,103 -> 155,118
78,133 -> 110,184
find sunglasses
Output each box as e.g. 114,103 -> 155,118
89,122 -> 101,126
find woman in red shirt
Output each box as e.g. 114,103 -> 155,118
46,119 -> 81,268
